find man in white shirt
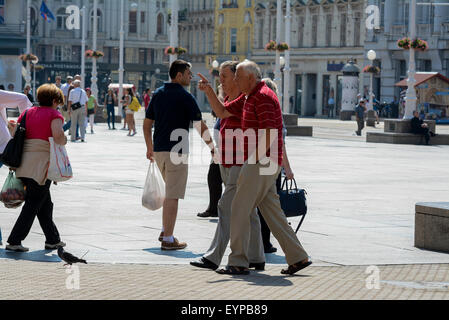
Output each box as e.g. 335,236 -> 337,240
68,80 -> 88,142
61,76 -> 73,100
0,89 -> 32,246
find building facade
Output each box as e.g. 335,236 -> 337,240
366,0 -> 449,105
3,0 -> 172,101
253,0 -> 367,117
178,0 -> 215,110
0,0 -> 27,91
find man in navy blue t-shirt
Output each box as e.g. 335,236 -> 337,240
143,60 -> 215,251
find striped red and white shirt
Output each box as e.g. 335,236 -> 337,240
227,81 -> 284,166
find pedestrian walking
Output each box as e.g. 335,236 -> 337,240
121,88 -> 137,136
23,85 -> 34,104
68,80 -> 88,142
259,78 -> 296,254
143,60 -> 215,251
105,89 -> 117,130
55,76 -> 62,89
191,61 -> 265,271
197,116 -> 223,218
213,61 -> 311,275
355,99 -> 367,136
328,96 -> 335,118
0,89 -> 33,246
85,88 -> 98,134
6,84 -> 67,252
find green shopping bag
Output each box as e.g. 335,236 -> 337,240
0,171 -> 26,209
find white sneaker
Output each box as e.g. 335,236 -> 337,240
6,244 -> 29,252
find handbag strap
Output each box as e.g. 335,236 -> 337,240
19,109 -> 28,130
281,175 -> 298,191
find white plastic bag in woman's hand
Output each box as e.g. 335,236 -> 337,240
142,162 -> 165,211
48,137 -> 73,182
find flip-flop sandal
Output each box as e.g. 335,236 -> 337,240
216,266 -> 250,275
281,260 -> 313,275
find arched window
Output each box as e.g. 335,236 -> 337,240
91,9 -> 102,33
157,13 -> 164,34
56,8 -> 68,30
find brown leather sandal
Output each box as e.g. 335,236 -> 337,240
281,260 -> 312,275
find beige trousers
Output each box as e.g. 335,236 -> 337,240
228,162 -> 309,267
203,165 -> 265,266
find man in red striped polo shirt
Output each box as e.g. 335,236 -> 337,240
216,60 -> 312,275
190,61 -> 265,271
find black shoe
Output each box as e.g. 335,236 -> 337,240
190,257 -> 218,270
249,262 -> 265,271
264,246 -> 277,254
197,211 -> 217,218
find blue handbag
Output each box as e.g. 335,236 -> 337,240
278,177 -> 308,233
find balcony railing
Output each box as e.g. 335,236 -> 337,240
0,24 -> 25,35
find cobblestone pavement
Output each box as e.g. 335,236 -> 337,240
1,260 -> 448,300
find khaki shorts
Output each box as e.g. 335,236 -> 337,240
154,152 -> 189,200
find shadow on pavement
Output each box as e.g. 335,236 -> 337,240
207,272 -> 309,287
143,247 -> 203,259
0,249 -> 60,263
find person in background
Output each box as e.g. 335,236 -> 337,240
355,99 -> 367,136
328,96 -> 335,118
7,84 -> 15,92
105,89 -> 117,130
411,110 -> 436,145
121,88 -> 136,136
143,88 -> 151,111
55,76 -> 62,89
23,85 -> 34,104
6,84 -> 67,252
85,88 -> 98,134
0,89 -> 33,246
68,80 -> 88,142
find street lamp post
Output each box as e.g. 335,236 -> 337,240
274,0 -> 282,107
169,0 -> 179,65
31,57 -> 38,97
91,0 -> 98,98
81,6 -> 87,89
212,60 -> 219,93
25,0 -> 32,89
404,0 -> 417,119
366,49 -> 377,127
283,0 -> 291,114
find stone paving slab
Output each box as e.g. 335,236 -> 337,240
0,260 -> 448,300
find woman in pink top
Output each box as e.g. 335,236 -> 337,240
6,84 -> 67,253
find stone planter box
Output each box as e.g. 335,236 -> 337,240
94,105 -> 122,123
415,202 -> 449,253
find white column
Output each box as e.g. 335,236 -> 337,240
81,6 -> 87,89
169,0 -> 179,65
137,0 -> 142,40
119,0 -> 125,112
283,0 -> 291,114
274,0 -> 282,107
25,0 -> 31,89
404,0 -> 417,119
91,0 -> 98,99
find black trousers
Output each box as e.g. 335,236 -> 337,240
8,178 -> 60,245
257,173 -> 282,250
205,162 -> 223,215
414,128 -> 431,144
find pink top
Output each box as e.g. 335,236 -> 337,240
18,106 -> 64,142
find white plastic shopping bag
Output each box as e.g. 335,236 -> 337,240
47,137 -> 73,182
142,162 -> 165,211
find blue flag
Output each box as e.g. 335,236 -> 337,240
40,1 -> 55,22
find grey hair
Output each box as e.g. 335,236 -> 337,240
262,78 -> 278,96
237,60 -> 262,81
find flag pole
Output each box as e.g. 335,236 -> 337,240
25,0 -> 32,90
